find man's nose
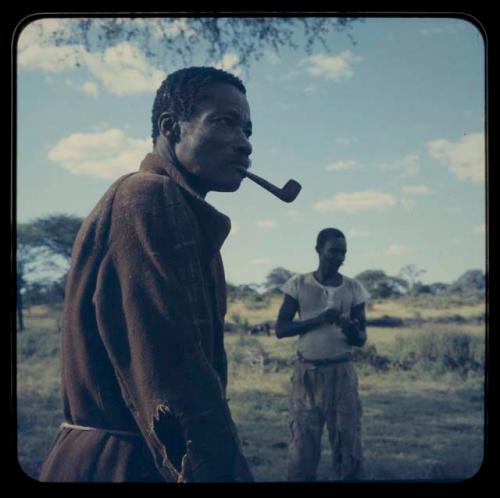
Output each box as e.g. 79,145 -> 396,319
235,133 -> 252,157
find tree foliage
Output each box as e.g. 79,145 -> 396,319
449,269 -> 485,294
226,283 -> 260,302
264,267 -> 295,292
16,214 -> 83,315
23,214 -> 83,262
29,17 -> 361,71
355,269 -> 408,299
399,264 -> 426,293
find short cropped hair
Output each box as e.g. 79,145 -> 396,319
316,228 -> 346,249
151,66 -> 247,144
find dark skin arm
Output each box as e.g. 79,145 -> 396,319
340,303 -> 367,347
275,294 -> 367,347
275,294 -> 341,339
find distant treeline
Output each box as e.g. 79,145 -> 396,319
16,214 -> 485,318
226,267 -> 485,302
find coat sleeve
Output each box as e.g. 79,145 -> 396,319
92,176 -> 241,482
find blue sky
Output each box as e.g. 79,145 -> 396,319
16,17 -> 486,286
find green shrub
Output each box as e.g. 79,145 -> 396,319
245,295 -> 269,310
392,328 -> 484,376
352,343 -> 391,371
17,328 -> 60,360
226,314 -> 251,334
227,335 -> 264,365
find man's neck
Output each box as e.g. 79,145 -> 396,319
153,140 -> 208,198
314,267 -> 342,286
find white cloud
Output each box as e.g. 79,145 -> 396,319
84,42 -> 165,96
47,128 -> 151,179
18,18 -> 75,51
347,228 -> 370,238
286,69 -> 302,80
474,223 -> 486,235
379,154 -> 420,176
402,155 -> 420,176
89,121 -> 111,132
264,50 -> 281,65
325,160 -> 357,172
334,137 -> 358,146
399,185 -> 430,210
302,50 -> 362,81
250,257 -> 272,265
279,103 -> 297,111
230,221 -> 240,234
256,219 -> 277,229
81,81 -> 99,96
400,185 -> 431,195
400,198 -> 416,210
148,18 -> 196,39
314,190 -> 397,213
18,33 -> 165,96
385,244 -> 407,256
18,43 -> 86,72
286,209 -> 302,223
427,132 -> 485,183
215,52 -> 242,77
303,83 -> 317,94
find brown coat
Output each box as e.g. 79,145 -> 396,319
39,154 -> 252,483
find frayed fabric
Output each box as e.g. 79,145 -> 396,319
287,361 -> 363,481
39,154 -> 251,483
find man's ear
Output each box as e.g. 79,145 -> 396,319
158,112 -> 180,143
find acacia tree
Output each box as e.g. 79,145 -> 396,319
25,214 -> 83,262
16,224 -> 42,331
355,269 -> 408,299
22,17 -> 361,72
16,214 -> 83,330
399,264 -> 426,294
264,267 -> 295,293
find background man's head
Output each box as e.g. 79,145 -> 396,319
152,66 -> 252,195
316,228 -> 347,273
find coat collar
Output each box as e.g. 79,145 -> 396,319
139,153 -> 232,259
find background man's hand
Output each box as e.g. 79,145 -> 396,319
340,317 -> 366,346
317,307 -> 341,325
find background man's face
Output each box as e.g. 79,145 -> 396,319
317,237 -> 347,273
175,82 -> 253,193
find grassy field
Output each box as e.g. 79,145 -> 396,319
227,294 -> 486,325
225,334 -> 484,481
16,300 -> 485,482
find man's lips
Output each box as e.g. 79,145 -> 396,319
233,162 -> 251,179
231,158 -> 251,170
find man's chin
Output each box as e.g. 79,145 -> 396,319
326,265 -> 341,274
213,178 -> 242,193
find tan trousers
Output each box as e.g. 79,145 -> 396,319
287,360 -> 363,481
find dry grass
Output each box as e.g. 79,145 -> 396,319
225,353 -> 484,482
369,299 -> 485,320
17,298 -> 486,482
227,295 -> 283,325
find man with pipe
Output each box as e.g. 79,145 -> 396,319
276,228 -> 370,481
40,67 -> 258,483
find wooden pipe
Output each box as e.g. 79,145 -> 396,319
238,167 -> 302,203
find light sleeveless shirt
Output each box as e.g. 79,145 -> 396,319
281,272 -> 370,361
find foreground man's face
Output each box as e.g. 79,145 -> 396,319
175,82 -> 253,194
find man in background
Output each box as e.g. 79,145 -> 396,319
276,228 -> 369,481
